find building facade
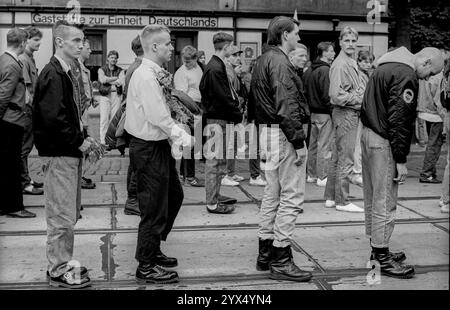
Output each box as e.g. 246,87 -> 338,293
0,0 -> 389,77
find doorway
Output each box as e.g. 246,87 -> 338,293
168,31 -> 198,75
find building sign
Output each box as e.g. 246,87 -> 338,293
31,13 -> 219,28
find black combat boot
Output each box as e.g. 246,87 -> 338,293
135,263 -> 179,284
370,251 -> 406,263
372,249 -> 415,279
269,245 -> 312,282
256,239 -> 273,271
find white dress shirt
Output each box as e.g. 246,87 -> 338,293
173,64 -> 203,102
124,58 -> 191,146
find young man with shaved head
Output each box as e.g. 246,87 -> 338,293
125,25 -> 194,284
361,46 -> 444,279
33,20 -> 92,288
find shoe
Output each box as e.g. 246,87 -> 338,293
316,178 -> 327,187
5,209 -> 36,218
206,204 -> 235,214
351,174 -> 363,186
135,264 -> 179,284
441,204 -> 449,213
306,176 -> 317,183
299,208 -> 304,214
218,195 -> 237,205
324,200 -> 336,208
336,203 -> 364,213
31,180 -> 44,188
186,177 -> 205,187
81,178 -> 96,189
256,239 -> 273,271
370,251 -> 406,264
269,245 -> 312,282
250,176 -> 267,186
372,252 -> 415,279
154,250 -> 178,268
124,197 -> 140,216
221,176 -> 239,186
231,174 -> 245,182
49,270 -> 92,289
419,176 -> 442,184
23,185 -> 43,195
47,267 -> 89,280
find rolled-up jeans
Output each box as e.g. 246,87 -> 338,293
324,108 -> 360,205
361,127 -> 398,248
41,156 -> 82,277
258,127 -> 306,248
205,119 -> 229,205
307,113 -> 334,180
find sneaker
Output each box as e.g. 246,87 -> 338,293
185,177 -> 205,187
307,176 -> 317,183
49,270 -> 92,289
250,176 -> 267,186
441,204 -> 449,213
231,174 -> 245,182
351,174 -> 363,186
4,209 -> 36,218
221,175 -> 239,186
336,203 -> 364,213
23,185 -> 43,195
419,176 -> 442,184
81,177 -> 96,189
316,178 -> 327,187
206,204 -> 235,214
324,200 -> 336,208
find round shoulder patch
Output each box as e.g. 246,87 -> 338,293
403,89 -> 414,104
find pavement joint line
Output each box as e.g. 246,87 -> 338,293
1,217 -> 448,236
237,184 -> 260,204
397,201 -> 433,220
290,239 -> 327,274
26,195 -> 443,209
431,223 -> 449,234
1,264 -> 447,290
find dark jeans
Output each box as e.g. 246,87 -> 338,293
0,120 -> 24,214
126,163 -> 137,198
180,157 -> 195,178
20,110 -> 33,188
421,121 -> 445,179
129,137 -> 184,264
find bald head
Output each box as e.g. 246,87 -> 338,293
414,47 -> 445,80
139,25 -> 174,65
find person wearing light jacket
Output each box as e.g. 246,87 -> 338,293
323,26 -> 366,213
361,46 -> 444,279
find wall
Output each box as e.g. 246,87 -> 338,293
106,29 -> 140,68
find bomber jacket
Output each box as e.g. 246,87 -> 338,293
305,60 -> 332,114
249,46 -> 309,150
33,56 -> 85,158
199,55 -> 242,123
361,46 -> 419,164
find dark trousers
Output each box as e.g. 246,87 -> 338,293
20,112 -> 33,188
129,137 -> 184,264
0,120 -> 25,214
180,157 -> 195,178
126,163 -> 137,198
421,121 -> 445,179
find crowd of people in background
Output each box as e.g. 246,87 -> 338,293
0,15 -> 448,288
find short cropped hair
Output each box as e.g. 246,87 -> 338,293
6,28 -> 28,48
296,43 -> 307,52
24,26 -> 42,39
357,50 -> 374,63
107,50 -> 119,58
99,84 -> 110,96
131,35 -> 143,57
181,45 -> 198,60
267,16 -> 300,46
316,41 -> 334,59
213,32 -> 233,51
140,25 -> 170,53
339,26 -> 359,40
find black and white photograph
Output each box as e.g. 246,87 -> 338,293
0,0 -> 448,298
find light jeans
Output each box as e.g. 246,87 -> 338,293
353,119 -> 363,174
99,92 -> 121,144
324,108 -> 360,205
361,127 -> 398,248
306,113 -> 334,180
41,156 -> 82,277
258,127 -> 306,248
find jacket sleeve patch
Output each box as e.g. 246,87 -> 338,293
402,89 -> 414,104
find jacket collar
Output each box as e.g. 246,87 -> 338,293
4,51 -> 23,68
50,56 -> 71,76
